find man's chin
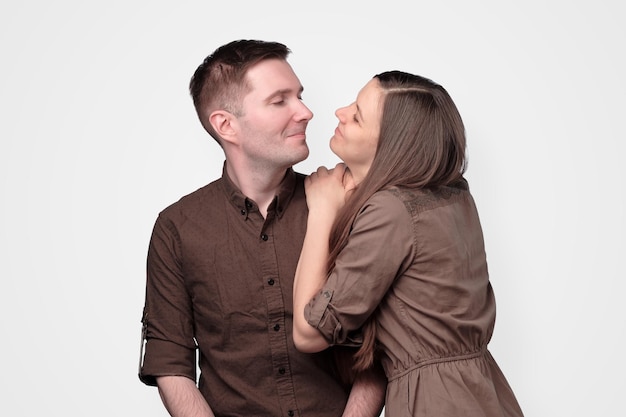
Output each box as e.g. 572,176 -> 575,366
290,147 -> 309,165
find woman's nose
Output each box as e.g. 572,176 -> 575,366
335,105 -> 347,122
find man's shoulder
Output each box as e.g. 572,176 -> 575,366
159,178 -> 224,217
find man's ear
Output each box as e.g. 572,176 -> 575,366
209,110 -> 238,145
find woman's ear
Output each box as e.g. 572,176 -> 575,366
209,110 -> 239,145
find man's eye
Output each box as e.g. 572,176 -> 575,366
353,115 -> 359,123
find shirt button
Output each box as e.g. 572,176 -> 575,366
278,367 -> 286,375
288,411 -> 294,417
267,279 -> 275,286
323,291 -> 331,298
261,233 -> 268,241
273,324 -> 280,331
240,209 -> 246,215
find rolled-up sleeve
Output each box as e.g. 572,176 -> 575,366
139,213 -> 197,385
304,191 -> 415,346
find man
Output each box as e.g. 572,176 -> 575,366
139,40 -> 386,417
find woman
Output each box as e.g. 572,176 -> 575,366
293,71 -> 524,416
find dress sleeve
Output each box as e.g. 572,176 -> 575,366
139,213 -> 197,386
304,191 -> 415,346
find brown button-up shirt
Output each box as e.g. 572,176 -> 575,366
140,165 -> 349,417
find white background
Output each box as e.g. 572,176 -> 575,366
1,1 -> 624,415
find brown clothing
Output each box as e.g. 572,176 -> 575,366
306,180 -> 523,417
140,166 -> 349,417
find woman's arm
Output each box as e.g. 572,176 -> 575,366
293,164 -> 350,352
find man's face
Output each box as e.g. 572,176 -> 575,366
234,59 -> 313,170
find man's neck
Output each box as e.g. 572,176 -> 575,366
225,161 -> 289,218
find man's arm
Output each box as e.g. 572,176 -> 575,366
156,376 -> 215,417
342,364 -> 387,417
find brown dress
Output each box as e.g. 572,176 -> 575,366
305,180 -> 524,416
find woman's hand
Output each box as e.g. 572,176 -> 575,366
305,163 -> 353,219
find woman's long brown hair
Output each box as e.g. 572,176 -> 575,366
328,71 -> 468,376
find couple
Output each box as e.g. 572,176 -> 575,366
139,39 -> 524,417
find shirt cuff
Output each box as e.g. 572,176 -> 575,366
304,289 -> 346,345
139,338 -> 197,386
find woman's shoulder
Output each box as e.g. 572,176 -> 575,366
366,188 -> 411,211
382,179 -> 471,215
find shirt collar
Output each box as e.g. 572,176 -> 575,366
221,162 -> 297,219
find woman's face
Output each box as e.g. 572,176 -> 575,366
330,78 -> 383,182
